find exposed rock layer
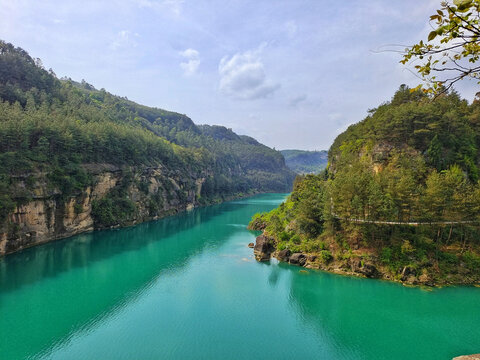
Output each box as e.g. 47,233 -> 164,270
0,164 -> 206,256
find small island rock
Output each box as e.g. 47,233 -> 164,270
253,234 -> 274,261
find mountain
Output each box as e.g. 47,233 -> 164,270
250,85 -> 480,286
0,40 -> 295,255
280,150 -> 328,174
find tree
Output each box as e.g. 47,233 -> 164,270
402,0 -> 480,94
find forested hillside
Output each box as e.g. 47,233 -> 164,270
0,40 -> 294,255
250,86 -> 480,286
280,150 -> 328,174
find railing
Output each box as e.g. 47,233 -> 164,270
331,213 -> 478,226
330,199 -> 479,226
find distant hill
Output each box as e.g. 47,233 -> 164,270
0,39 -> 295,255
280,150 -> 328,174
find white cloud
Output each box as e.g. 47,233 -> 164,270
179,48 -> 198,59
179,48 -> 200,76
219,47 -> 280,100
110,30 -> 139,50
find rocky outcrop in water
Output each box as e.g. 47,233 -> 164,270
253,234 -> 275,261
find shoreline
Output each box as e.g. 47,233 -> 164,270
252,232 -> 480,288
1,191 -> 270,258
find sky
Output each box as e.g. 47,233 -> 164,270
1,0 -> 478,150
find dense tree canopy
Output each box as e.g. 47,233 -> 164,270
0,40 -> 295,222
251,86 -> 480,284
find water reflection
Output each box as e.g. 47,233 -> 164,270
1,192 -> 478,360
0,202 -> 244,293
283,266 -> 480,360
0,197 -> 274,360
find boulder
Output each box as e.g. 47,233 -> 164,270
253,234 -> 274,261
247,242 -> 254,248
289,253 -> 307,267
350,258 -> 379,278
453,355 -> 480,360
277,249 -> 291,262
359,263 -> 379,278
308,254 -> 317,262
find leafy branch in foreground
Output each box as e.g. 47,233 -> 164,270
402,0 -> 480,94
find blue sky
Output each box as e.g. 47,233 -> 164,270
1,0 -> 476,150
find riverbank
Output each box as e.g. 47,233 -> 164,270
251,232 -> 480,287
0,180 -> 265,257
2,193 -> 479,360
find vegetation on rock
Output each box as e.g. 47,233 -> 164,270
250,86 -> 480,286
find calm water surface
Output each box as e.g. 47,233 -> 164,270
1,193 -> 479,360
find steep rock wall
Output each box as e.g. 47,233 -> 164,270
0,164 -> 206,256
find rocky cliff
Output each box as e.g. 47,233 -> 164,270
0,164 -> 207,256
0,40 -> 296,256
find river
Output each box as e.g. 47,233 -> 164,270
0,193 -> 479,359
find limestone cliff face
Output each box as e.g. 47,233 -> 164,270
0,164 -> 206,256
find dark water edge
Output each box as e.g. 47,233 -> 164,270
0,193 -> 479,360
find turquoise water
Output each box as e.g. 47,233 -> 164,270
1,193 -> 479,360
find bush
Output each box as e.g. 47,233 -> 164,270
439,251 -> 459,265
92,195 -> 137,227
381,248 -> 393,264
73,202 -> 83,215
290,234 -> 301,245
0,193 -> 15,223
319,250 -> 333,264
279,231 -> 290,242
304,240 -> 326,253
287,242 -> 302,253
463,251 -> 480,272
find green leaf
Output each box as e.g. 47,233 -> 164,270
453,0 -> 473,7
437,26 -> 446,35
428,31 -> 438,41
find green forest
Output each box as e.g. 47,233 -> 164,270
0,40 -> 294,226
251,86 -> 480,285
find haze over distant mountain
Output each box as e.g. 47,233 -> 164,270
280,150 -> 328,174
